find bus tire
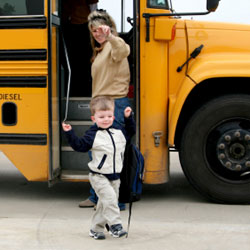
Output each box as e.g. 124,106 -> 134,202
180,94 -> 250,204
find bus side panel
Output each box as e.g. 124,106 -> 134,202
0,85 -> 49,181
0,24 -> 49,180
1,145 -> 48,181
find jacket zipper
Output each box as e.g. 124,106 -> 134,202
107,129 -> 116,174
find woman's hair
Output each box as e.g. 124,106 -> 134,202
88,10 -> 118,61
90,96 -> 115,115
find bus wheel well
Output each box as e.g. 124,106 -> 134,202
174,77 -> 250,149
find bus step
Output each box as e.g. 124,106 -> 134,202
60,170 -> 89,181
61,97 -> 91,121
61,148 -> 89,171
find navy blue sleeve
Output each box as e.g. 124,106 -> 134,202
124,114 -> 136,139
64,125 -> 97,152
115,114 -> 136,141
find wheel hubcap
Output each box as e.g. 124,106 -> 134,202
217,129 -> 250,172
206,119 -> 250,181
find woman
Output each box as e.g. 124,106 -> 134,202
79,10 -> 131,209
89,10 -> 131,126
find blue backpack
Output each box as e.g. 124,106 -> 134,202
119,142 -> 144,203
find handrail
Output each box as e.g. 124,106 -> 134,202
62,33 -> 71,122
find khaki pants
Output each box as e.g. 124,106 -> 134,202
89,173 -> 122,232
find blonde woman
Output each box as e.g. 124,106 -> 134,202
88,10 -> 131,126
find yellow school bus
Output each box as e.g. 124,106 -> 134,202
1,0 -> 250,204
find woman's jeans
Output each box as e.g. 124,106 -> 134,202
113,97 -> 131,127
88,97 -> 131,210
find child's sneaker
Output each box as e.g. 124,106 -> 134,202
89,229 -> 106,240
109,224 -> 127,238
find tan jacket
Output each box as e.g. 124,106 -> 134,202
91,36 -> 130,99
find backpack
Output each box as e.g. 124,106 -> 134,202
119,142 -> 144,203
119,142 -> 144,237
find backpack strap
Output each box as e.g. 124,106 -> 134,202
126,200 -> 133,238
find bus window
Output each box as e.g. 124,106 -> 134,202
147,0 -> 169,9
0,0 -> 44,16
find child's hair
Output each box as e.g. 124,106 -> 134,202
88,10 -> 118,61
90,96 -> 115,115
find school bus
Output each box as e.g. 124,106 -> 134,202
1,0 -> 250,204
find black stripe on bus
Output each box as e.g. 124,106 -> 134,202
0,17 -> 47,29
0,133 -> 47,145
0,49 -> 47,61
0,76 -> 47,88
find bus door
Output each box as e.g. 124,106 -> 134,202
0,0 -> 51,181
140,0 -> 174,184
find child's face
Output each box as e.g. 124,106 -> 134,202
91,109 -> 115,129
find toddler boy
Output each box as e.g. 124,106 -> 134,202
62,96 -> 135,239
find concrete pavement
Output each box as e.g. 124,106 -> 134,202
0,152 -> 250,250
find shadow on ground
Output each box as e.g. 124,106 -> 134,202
0,163 -> 206,204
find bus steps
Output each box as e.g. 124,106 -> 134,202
61,97 -> 92,172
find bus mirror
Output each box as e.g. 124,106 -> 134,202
207,0 -> 220,12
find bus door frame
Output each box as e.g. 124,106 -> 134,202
48,0 -> 61,185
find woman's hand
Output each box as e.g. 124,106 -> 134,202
124,107 -> 132,118
97,25 -> 112,40
91,25 -> 113,44
62,122 -> 72,132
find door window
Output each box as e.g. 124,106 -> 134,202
147,0 -> 169,9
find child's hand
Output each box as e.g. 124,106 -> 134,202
62,122 -> 72,132
124,107 -> 132,118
